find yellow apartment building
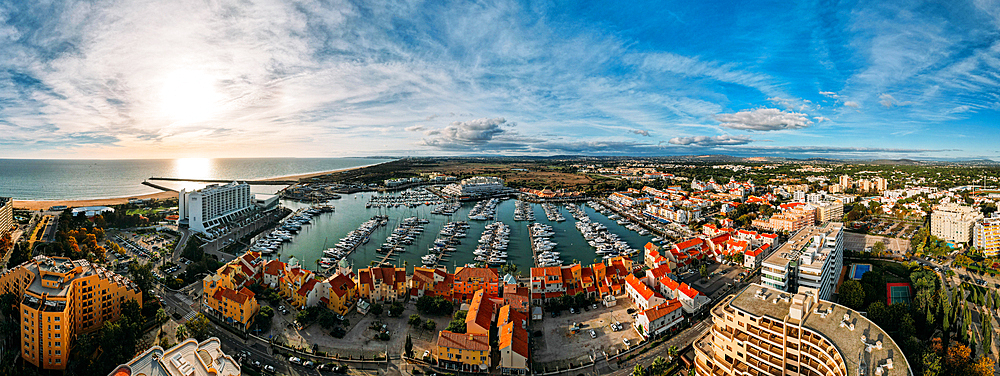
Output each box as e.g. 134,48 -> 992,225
436,331 -> 490,373
0,256 -> 143,370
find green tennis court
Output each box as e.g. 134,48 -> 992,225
887,283 -> 912,305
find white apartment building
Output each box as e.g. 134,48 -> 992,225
0,197 -> 12,235
761,222 -> 844,301
441,176 -> 507,198
974,216 -> 1000,256
178,182 -> 255,235
931,204 -> 983,244
814,200 -> 844,223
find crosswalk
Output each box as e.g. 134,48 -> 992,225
182,310 -> 198,322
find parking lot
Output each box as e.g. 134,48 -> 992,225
679,262 -> 744,300
533,298 -> 643,369
843,232 -> 910,254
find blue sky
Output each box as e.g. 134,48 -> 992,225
0,0 -> 998,159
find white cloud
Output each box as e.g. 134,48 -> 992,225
630,129 -> 651,137
814,116 -> 830,122
879,94 -> 896,108
421,117 -> 514,149
819,91 -> 839,98
668,135 -> 753,146
844,101 -> 861,108
405,125 -> 425,132
715,108 -> 812,131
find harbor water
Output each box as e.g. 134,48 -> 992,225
275,191 -> 656,274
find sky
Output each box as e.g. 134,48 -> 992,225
0,0 -> 998,160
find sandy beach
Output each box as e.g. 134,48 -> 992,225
12,161 -> 391,211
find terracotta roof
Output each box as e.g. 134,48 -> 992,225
641,299 -> 683,321
297,278 -> 319,296
455,267 -> 499,282
625,274 -> 656,300
263,260 -> 284,276
437,331 -> 489,351
466,290 -> 495,332
328,274 -> 356,297
659,276 -> 680,291
238,286 -> 255,298
674,238 -> 703,251
498,304 -> 527,328
677,283 -> 700,299
647,264 -> 671,279
213,286 -> 250,304
745,243 -> 769,257
498,322 -> 529,358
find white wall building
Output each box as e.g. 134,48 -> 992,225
441,176 -> 507,198
932,204 -> 983,244
0,197 -> 12,236
178,182 -> 255,235
761,222 -> 844,301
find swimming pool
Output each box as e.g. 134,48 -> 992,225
851,264 -> 871,280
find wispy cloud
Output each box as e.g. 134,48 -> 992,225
630,129 -> 651,137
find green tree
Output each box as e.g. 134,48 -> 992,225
371,303 -> 384,316
839,280 -> 866,310
982,315 -> 992,354
129,261 -> 155,298
445,310 -> 468,333
650,356 -> 668,375
409,314 -> 422,326
424,319 -> 437,331
405,334 -> 413,358
184,313 -> 212,341
632,364 -> 647,376
699,264 -> 708,279
922,352 -> 941,376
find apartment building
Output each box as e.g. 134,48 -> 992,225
814,201 -> 844,223
753,203 -> 815,233
178,182 -> 255,234
974,216 -> 1000,256
107,337 -> 240,376
0,197 -> 12,235
453,267 -> 500,302
436,331 -> 491,373
0,256 -> 143,369
441,176 -> 508,198
761,223 -> 844,301
693,283 -> 909,376
355,267 -> 407,303
931,204 -> 983,244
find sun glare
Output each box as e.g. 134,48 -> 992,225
174,157 -> 213,180
159,70 -> 221,123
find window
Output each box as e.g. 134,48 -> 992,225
55,333 -> 60,338
55,350 -> 61,355
54,325 -> 60,330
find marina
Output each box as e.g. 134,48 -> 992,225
273,190 -> 656,273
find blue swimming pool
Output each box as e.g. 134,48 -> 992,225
852,264 -> 871,280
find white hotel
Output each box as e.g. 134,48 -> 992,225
441,176 -> 507,198
178,182 -> 255,235
761,222 -> 844,301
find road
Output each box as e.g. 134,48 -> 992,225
604,320 -> 711,376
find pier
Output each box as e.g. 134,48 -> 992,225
141,180 -> 178,192
149,177 -> 296,185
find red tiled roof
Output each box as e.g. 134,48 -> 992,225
467,290 -> 495,332
678,283 -> 700,299
263,260 -> 284,276
498,322 -> 529,358
213,286 -> 250,304
675,238 -> 702,251
647,264 -> 671,280
297,278 -> 319,296
625,274 -> 655,300
659,276 -> 680,291
328,274 -> 356,297
641,300 -> 683,321
455,267 -> 499,282
437,331 -> 490,351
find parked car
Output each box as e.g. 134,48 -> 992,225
288,356 -> 302,364
262,364 -> 275,373
302,360 -> 314,367
422,350 -> 431,358
590,329 -> 597,339
622,338 -> 631,347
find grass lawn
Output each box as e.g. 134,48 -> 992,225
869,260 -> 913,282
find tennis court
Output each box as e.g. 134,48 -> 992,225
886,283 -> 912,305
849,264 -> 872,280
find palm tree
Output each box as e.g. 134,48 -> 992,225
667,345 -> 678,360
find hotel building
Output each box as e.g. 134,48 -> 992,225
178,182 -> 255,235
107,337 -> 240,376
694,283 -> 909,376
973,216 -> 1000,256
761,223 -> 844,301
931,204 -> 983,244
0,196 -> 12,235
0,256 -> 143,370
441,176 -> 509,198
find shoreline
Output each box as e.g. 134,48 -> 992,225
12,160 -> 397,211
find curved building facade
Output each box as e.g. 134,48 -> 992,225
693,283 -> 910,376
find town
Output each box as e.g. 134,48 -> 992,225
1,157 -> 999,376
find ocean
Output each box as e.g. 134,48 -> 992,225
0,158 -> 394,200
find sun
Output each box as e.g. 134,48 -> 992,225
159,69 -> 221,123
174,158 -> 213,179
